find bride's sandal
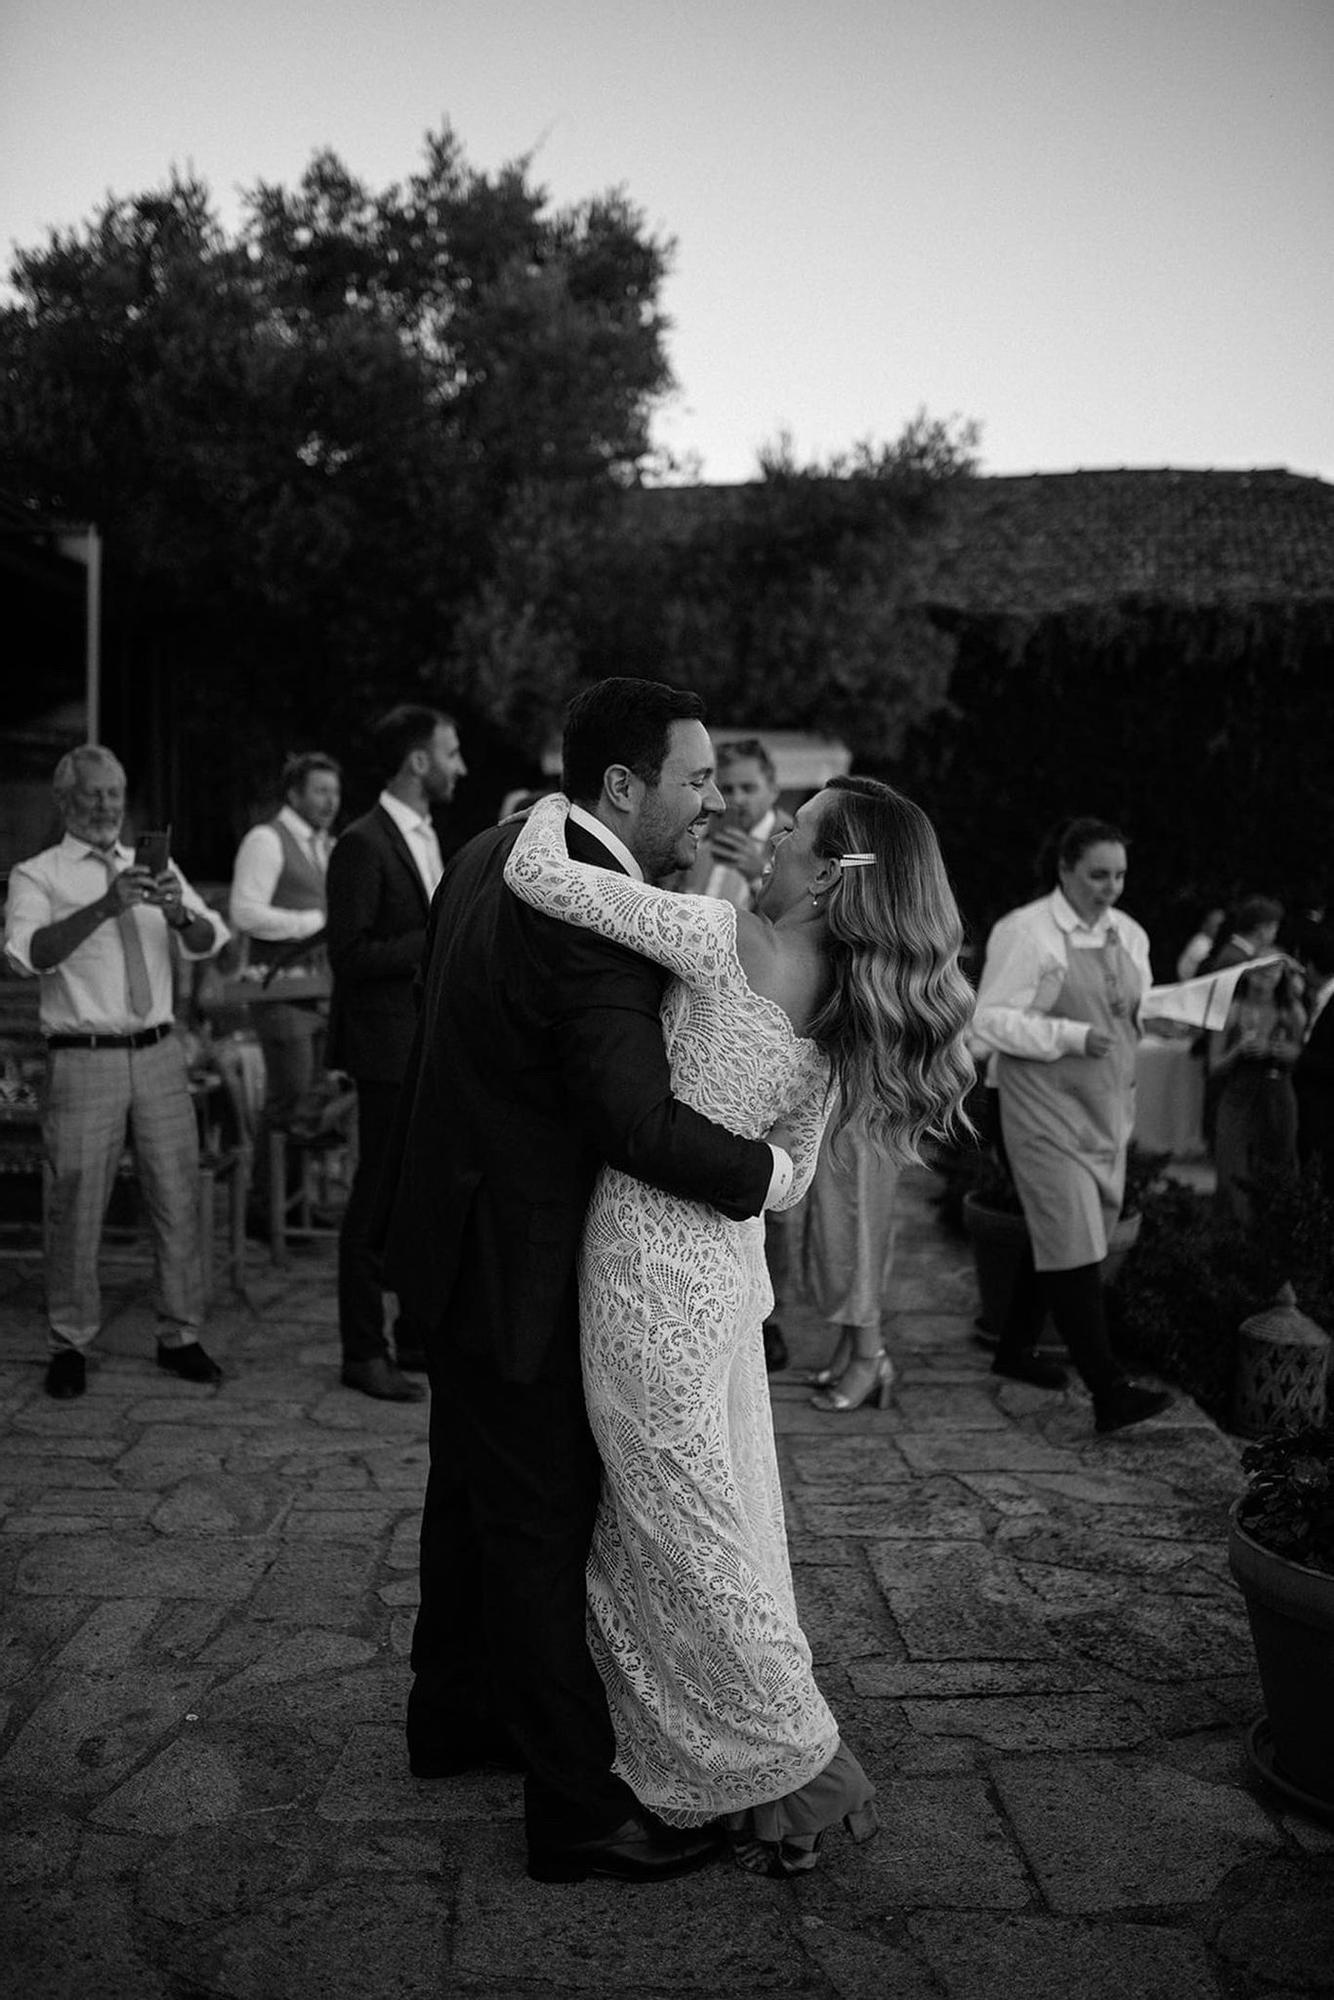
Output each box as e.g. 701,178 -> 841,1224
730,1832 -> 822,1878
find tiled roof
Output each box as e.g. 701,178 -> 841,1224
925,468 -> 1334,613
637,467 -> 1334,613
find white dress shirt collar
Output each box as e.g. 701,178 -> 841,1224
278,803 -> 330,860
378,790 -> 434,841
379,790 -> 442,896
567,803 -> 643,881
1050,887 -> 1119,942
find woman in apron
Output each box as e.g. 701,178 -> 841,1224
973,818 -> 1175,1435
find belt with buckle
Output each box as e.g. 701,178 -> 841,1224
46,1022 -> 173,1052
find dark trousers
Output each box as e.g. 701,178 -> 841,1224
409,1338 -> 636,1847
338,1080 -> 426,1366
996,1246 -> 1124,1401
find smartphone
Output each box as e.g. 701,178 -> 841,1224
134,829 -> 171,875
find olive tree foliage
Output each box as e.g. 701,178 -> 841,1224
449,412 -> 982,761
0,127 -> 675,794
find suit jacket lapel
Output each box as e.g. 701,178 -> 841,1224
376,803 -> 430,913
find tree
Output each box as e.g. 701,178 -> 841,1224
0,127 -> 675,855
443,413 -> 981,767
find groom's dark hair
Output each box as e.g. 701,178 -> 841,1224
562,678 -> 706,804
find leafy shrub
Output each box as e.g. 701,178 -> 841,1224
1238,1423 -> 1334,1575
1110,1169 -> 1334,1426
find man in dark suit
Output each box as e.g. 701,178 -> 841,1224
326,706 -> 467,1402
382,679 -> 790,1884
1295,925 -> 1334,1182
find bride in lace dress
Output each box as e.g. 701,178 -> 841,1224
505,779 -> 973,1874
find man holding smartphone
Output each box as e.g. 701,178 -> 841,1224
3,745 -> 228,1399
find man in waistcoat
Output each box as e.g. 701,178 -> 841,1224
3,745 -> 229,1397
326,705 -> 466,1401
228,751 -> 341,1238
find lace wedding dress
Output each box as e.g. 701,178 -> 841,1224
505,796 -> 873,1834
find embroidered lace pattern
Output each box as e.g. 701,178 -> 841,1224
506,797 -> 841,1823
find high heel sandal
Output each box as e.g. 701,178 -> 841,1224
809,1351 -> 894,1413
728,1805 -> 881,1878
801,1327 -> 852,1389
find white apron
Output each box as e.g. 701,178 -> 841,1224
996,934 -> 1141,1270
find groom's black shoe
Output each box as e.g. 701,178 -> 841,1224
527,1812 -> 723,1884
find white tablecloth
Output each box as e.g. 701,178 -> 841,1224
1134,1035 -> 1206,1157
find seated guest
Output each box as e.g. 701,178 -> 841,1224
3,746 -> 228,1398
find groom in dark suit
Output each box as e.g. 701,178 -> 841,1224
383,679 -> 790,1883
326,705 -> 466,1401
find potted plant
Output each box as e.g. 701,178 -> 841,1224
1228,1421 -> 1334,1820
962,1142 -> 1166,1345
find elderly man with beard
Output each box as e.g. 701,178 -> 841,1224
3,746 -> 228,1399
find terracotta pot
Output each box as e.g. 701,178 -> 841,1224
1228,1505 -> 1334,1815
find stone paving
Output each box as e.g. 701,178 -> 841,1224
1,1172 -> 1331,1999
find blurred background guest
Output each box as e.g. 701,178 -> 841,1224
228,751 -> 341,1240
1175,905 -> 1226,981
1209,958 -> 1305,1226
4,745 -> 228,1398
793,1111 -> 900,1413
1295,925 -> 1334,1184
326,705 -> 466,1402
684,734 -> 794,1370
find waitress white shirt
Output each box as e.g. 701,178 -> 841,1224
973,889 -> 1152,1063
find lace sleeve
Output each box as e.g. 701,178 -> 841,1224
769,1059 -> 834,1211
504,793 -> 735,987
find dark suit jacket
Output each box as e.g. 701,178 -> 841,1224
326,803 -> 430,1084
382,817 -> 774,1383
1295,996 -> 1334,1168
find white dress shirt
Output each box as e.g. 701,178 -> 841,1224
562,804 -> 792,1207
228,804 -> 331,941
4,836 -> 227,1034
378,791 -> 444,899
703,806 -> 780,908
973,889 -> 1154,1062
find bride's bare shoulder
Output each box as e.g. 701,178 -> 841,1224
733,911 -> 829,1031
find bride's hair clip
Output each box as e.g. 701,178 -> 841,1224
839,852 -> 875,867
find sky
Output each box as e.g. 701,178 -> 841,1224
1,0 -> 1331,485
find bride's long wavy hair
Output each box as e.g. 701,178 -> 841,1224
807,776 -> 975,1164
